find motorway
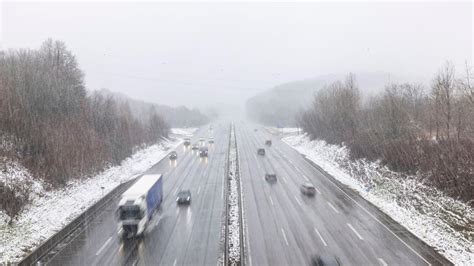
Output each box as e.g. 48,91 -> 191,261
45,121 -> 450,266
235,122 -> 451,266
47,123 -> 228,266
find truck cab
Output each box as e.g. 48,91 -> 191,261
117,174 -> 163,239
117,196 -> 148,238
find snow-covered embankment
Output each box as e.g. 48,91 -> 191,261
0,128 -> 196,263
283,134 -> 474,265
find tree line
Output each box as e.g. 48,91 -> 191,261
299,63 -> 474,205
97,88 -> 211,128
0,39 -> 169,221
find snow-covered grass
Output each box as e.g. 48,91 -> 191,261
0,158 -> 42,194
265,126 -> 301,136
228,125 -> 241,264
0,129 -> 194,263
170,127 -> 198,137
283,134 -> 474,265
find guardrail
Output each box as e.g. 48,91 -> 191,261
235,126 -> 245,266
18,178 -> 137,266
224,124 -> 232,265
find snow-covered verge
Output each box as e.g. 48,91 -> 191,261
0,158 -> 42,195
265,126 -> 301,135
170,127 -> 198,137
0,134 -> 186,263
283,134 -> 474,265
227,125 -> 241,264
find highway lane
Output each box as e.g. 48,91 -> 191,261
235,122 -> 451,266
47,123 -> 228,266
42,120 -> 450,266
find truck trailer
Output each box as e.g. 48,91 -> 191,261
117,174 -> 163,239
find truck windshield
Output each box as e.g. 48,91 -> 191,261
119,206 -> 142,220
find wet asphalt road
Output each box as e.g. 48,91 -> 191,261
235,122 -> 451,266
46,121 -> 450,266
47,123 -> 228,266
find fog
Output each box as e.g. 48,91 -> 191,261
1,1 -> 472,110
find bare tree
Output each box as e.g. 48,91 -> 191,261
0,39 -> 170,221
431,62 -> 456,140
298,67 -> 474,204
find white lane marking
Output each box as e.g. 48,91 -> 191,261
173,258 -> 177,266
174,188 -> 179,195
95,237 -> 112,256
197,186 -> 201,195
304,161 -> 432,266
347,223 -> 364,240
302,174 -> 310,182
314,227 -> 328,246
281,228 -> 289,246
378,258 -> 388,266
315,187 -> 321,194
294,196 -> 302,207
327,202 -> 339,213
282,176 -> 288,184
269,195 -> 274,206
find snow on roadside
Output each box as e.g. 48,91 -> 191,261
228,124 -> 241,264
0,131 -> 190,263
283,134 -> 474,266
0,158 -> 42,194
170,127 -> 198,137
265,126 -> 301,135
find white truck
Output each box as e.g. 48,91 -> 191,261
117,174 -> 163,239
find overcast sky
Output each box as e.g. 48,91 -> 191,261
1,1 -> 472,109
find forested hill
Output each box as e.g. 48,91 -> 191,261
97,89 -> 210,127
0,39 -> 169,219
246,73 -> 394,126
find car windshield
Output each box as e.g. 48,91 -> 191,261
178,191 -> 190,198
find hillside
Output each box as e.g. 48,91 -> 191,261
246,72 -> 396,126
97,89 -> 210,127
0,39 -> 169,222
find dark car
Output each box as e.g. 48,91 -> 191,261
184,138 -> 191,146
301,183 -> 316,196
257,148 -> 265,156
265,140 -> 272,146
265,173 -> 277,183
169,151 -> 178,160
176,190 -> 191,205
192,144 -> 199,150
199,146 -> 209,157
311,255 -> 341,266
